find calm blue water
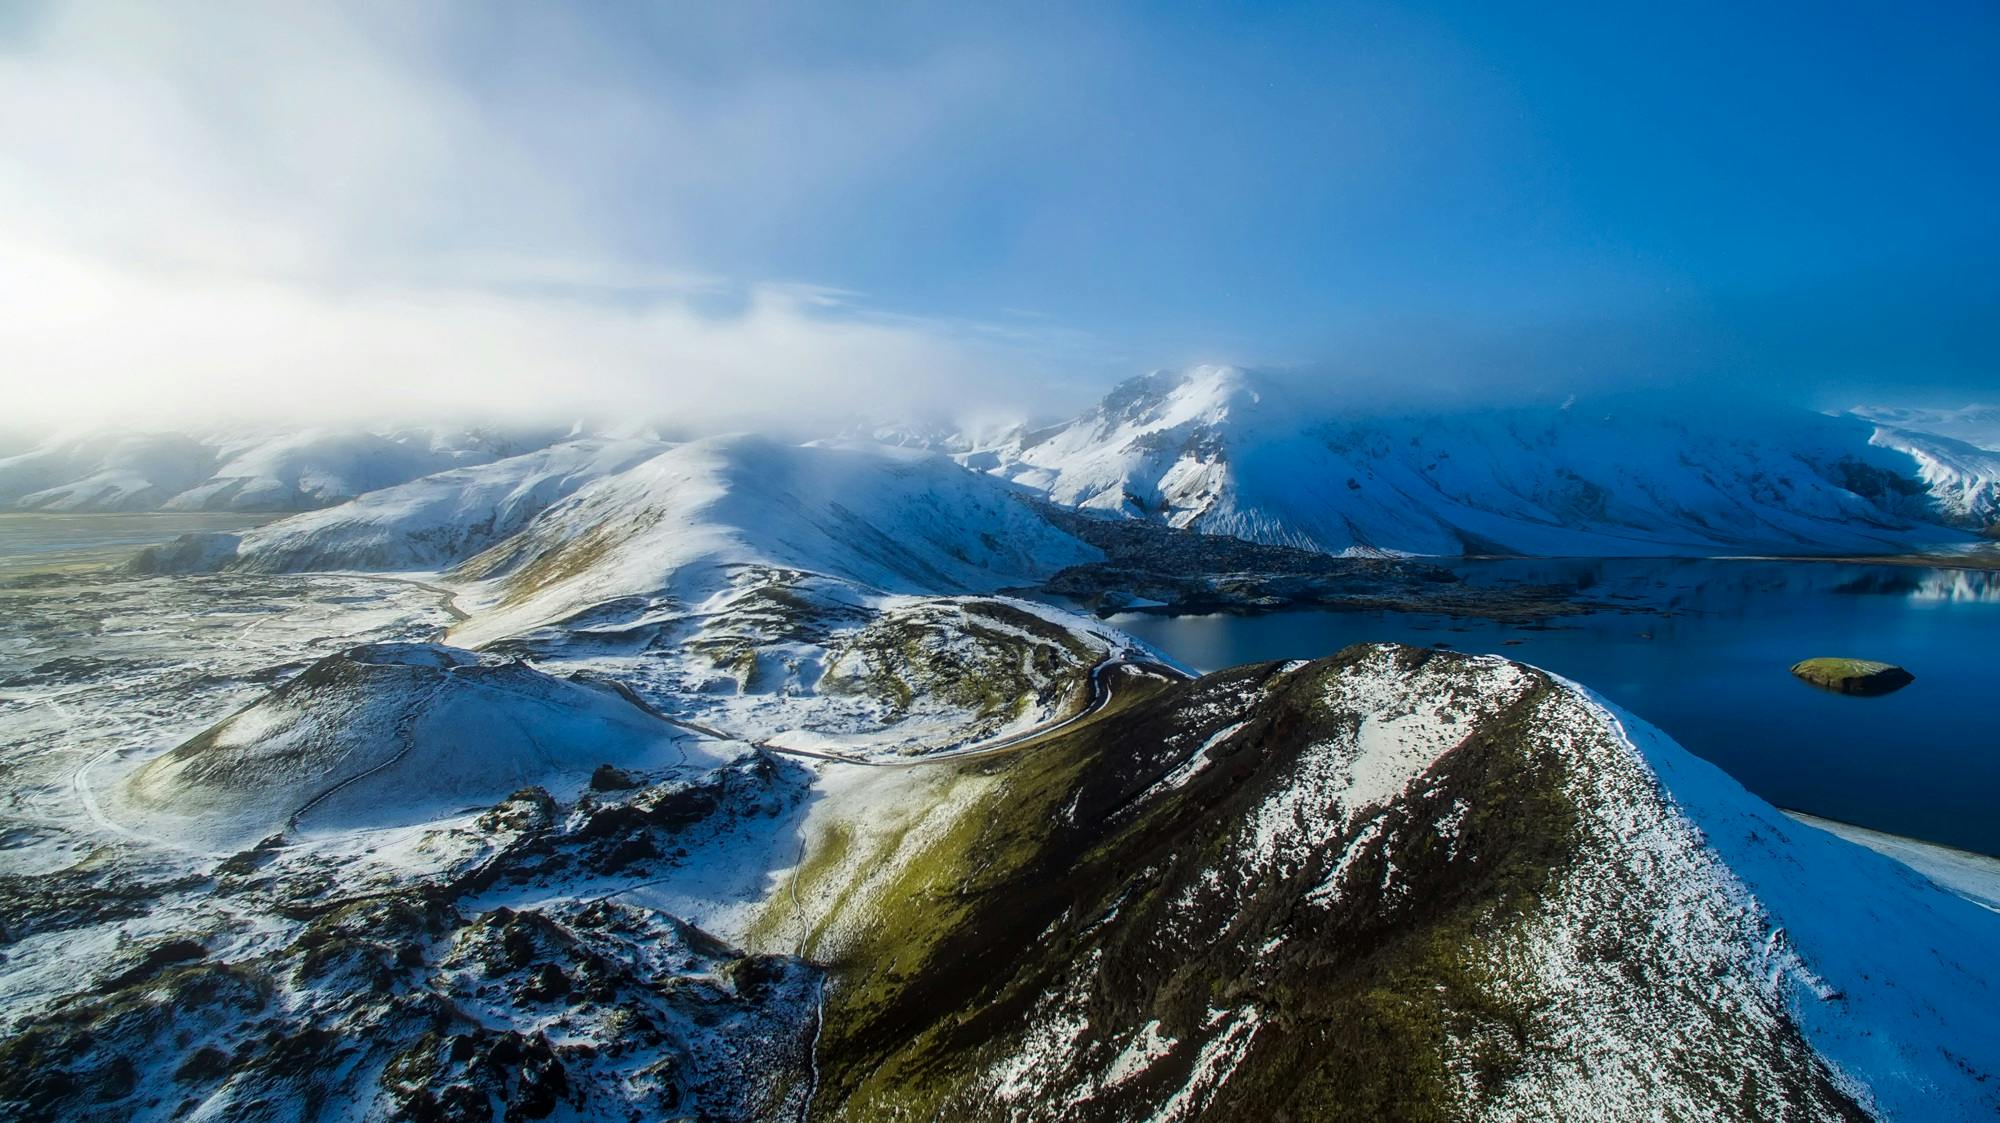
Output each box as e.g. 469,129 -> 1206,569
1104,559 -> 2000,856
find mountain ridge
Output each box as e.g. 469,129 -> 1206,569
775,643 -> 1999,1121
960,366 -> 1986,556
441,434 -> 1103,647
0,425 -> 570,513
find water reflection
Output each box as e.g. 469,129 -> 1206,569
1907,570 -> 2000,603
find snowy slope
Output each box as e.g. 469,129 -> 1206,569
159,428 -> 475,511
132,437 -> 669,573
797,644 -> 2000,1120
448,435 -> 1102,646
1861,425 -> 2000,530
6,544 -> 1996,1118
2,616 -> 818,1119
970,366 -> 1973,557
114,641 -> 713,850
1851,404 -> 2000,452
1583,686 -> 2000,1120
0,425 -> 568,513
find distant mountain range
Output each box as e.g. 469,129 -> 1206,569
1850,408 -> 2000,532
28,370 -> 1999,562
136,433 -> 1105,646
0,424 -> 568,512
958,367 -> 1997,555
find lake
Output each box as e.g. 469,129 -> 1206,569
0,511 -> 272,577
1104,557 -> 2000,856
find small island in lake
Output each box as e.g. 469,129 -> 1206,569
1791,657 -> 1917,696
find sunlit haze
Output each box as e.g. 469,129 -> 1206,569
2,1 -> 1995,429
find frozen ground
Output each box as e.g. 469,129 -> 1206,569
0,547 -> 1139,1120
0,566 -> 833,1119
1,569 -> 456,840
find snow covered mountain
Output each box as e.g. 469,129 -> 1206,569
141,434 -> 1102,648
7,548 -> 1998,1117
0,430 -> 216,512
1852,403 -> 2000,452
789,644 -> 2000,1120
444,434 -> 1102,646
966,366 -> 1976,556
0,425 -> 565,512
11,376 -> 1998,1119
129,437 -> 668,573
1858,422 -> 2000,532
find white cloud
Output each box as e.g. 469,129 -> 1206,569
0,235 -> 1032,428
0,1 -> 1095,428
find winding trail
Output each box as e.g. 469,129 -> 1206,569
58,694 -> 143,843
285,676 -> 451,831
785,824 -> 828,1123
364,573 -> 471,627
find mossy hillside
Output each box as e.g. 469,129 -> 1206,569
742,662 -> 1178,968
792,656 -> 1242,1110
714,577 -> 860,636
739,664 -> 1176,1062
807,645 -> 1862,1121
696,574 -> 873,648
801,761 -> 1093,1118
742,808 -> 878,959
456,516 -> 632,602
667,572 -> 876,690
685,635 -> 763,688
768,729 -> 1088,997
812,648 -> 1581,1121
1215,683 -> 1734,1121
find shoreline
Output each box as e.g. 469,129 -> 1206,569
1783,810 -> 2000,913
1727,548 -> 2000,572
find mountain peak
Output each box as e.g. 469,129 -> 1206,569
1096,365 -> 1262,428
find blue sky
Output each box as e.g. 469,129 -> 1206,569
1,1 -> 1994,425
